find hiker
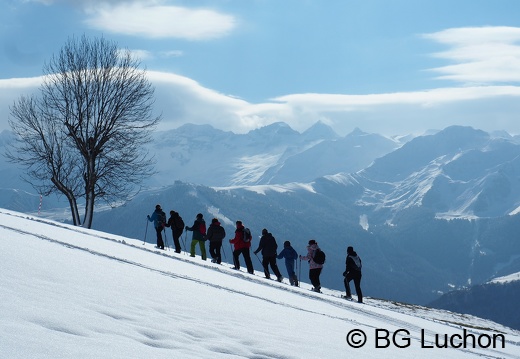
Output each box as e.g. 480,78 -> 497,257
165,210 -> 184,253
229,220 -> 254,274
206,218 -> 226,264
185,213 -> 207,260
299,239 -> 323,292
147,204 -> 166,250
343,246 -> 363,303
254,229 -> 283,282
277,240 -> 298,286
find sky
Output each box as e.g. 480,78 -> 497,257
2,0 -> 520,136
1,207 -> 520,359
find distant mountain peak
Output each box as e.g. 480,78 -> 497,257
349,127 -> 366,136
302,121 -> 339,140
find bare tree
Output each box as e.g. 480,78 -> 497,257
7,35 -> 160,228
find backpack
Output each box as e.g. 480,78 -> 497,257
175,215 -> 185,232
351,255 -> 362,271
213,225 -> 226,241
313,248 -> 326,265
243,228 -> 252,243
199,221 -> 207,236
157,211 -> 167,229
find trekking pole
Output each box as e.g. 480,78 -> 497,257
230,243 -> 235,267
298,257 -> 302,287
163,228 -> 169,251
254,252 -> 262,265
143,219 -> 149,245
221,242 -> 227,260
182,232 -> 188,255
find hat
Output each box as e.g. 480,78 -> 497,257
284,240 -> 291,247
262,228 -> 268,235
196,213 -> 203,219
212,218 -> 219,224
347,246 -> 354,254
308,239 -> 316,245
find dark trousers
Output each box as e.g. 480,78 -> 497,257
261,255 -> 282,278
171,231 -> 181,253
345,271 -> 363,302
233,248 -> 254,274
309,267 -> 322,289
209,241 -> 222,263
155,227 -> 164,249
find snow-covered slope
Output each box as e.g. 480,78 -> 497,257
491,272 -> 520,284
1,208 -> 519,359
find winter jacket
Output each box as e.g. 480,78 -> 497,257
277,244 -> 298,265
206,222 -> 226,242
345,252 -> 362,274
166,212 -> 184,236
230,223 -> 251,250
186,218 -> 206,241
300,243 -> 324,269
148,209 -> 166,229
254,233 -> 278,257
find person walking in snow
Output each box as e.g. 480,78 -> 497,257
254,228 -> 283,282
147,204 -> 166,250
299,239 -> 323,292
343,246 -> 363,303
277,240 -> 299,286
229,220 -> 254,274
165,210 -> 184,253
206,218 -> 226,264
185,213 -> 207,260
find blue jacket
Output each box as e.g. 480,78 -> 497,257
148,209 -> 166,229
277,244 -> 298,264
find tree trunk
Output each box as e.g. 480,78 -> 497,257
82,157 -> 96,229
51,177 -> 81,226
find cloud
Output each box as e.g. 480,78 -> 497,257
145,71 -> 520,136
3,72 -> 520,137
123,49 -> 153,61
159,50 -> 183,58
83,1 -> 237,40
3,26 -> 520,136
423,26 -> 520,84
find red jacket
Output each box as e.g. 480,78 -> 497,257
230,224 -> 251,250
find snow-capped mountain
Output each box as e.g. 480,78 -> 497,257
144,121 -> 400,187
2,208 -> 519,359
318,125 -> 520,222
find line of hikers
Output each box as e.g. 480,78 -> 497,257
147,204 -> 363,302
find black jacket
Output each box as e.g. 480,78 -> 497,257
206,222 -> 226,242
345,251 -> 362,274
254,233 -> 278,257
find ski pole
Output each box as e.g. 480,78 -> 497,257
143,218 -> 149,245
163,228 -> 169,251
298,257 -> 302,287
254,252 -> 262,265
182,232 -> 188,254
221,242 -> 227,259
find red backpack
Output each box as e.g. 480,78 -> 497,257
199,222 -> 207,237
